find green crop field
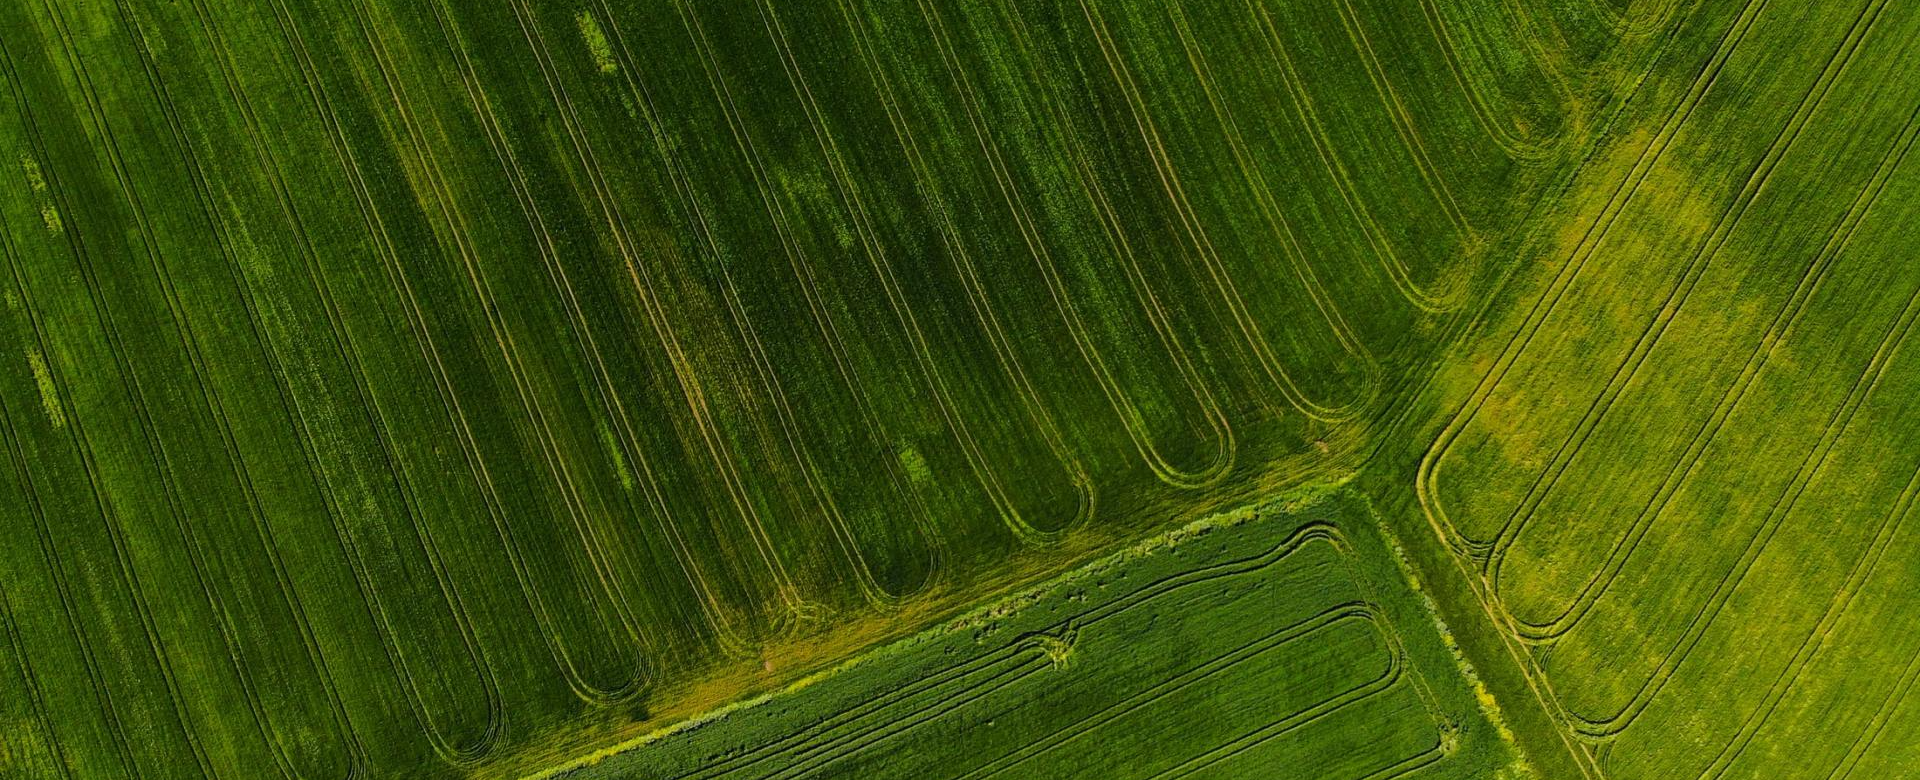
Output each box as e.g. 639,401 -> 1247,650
557,489 -> 1523,780
1,0 -> 1916,777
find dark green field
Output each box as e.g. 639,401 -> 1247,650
2,0 -> 1916,777
561,488 -> 1524,779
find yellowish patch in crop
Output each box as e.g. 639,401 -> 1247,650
1028,627 -> 1075,668
20,155 -> 63,235
597,417 -> 635,491
896,442 -> 932,484
26,348 -> 65,429
577,12 -> 620,75
39,204 -> 63,235
19,154 -> 46,193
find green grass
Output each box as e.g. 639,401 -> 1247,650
553,487 -> 1526,780
4,0 -> 1916,777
